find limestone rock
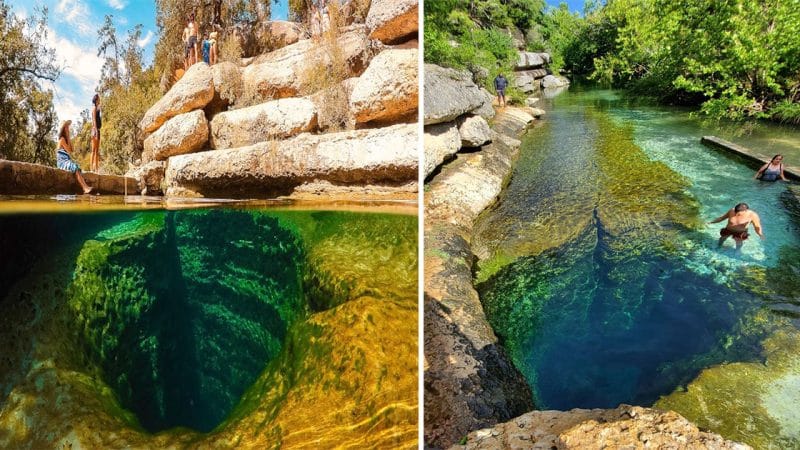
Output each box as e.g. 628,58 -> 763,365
515,51 -> 551,70
350,48 -> 418,124
206,62 -> 243,116
165,123 -> 417,198
0,160 -> 137,195
242,27 -> 371,102
447,405 -> 752,450
209,97 -> 317,149
127,160 -> 166,195
424,122 -> 460,177
140,63 -> 214,134
526,107 -> 545,117
474,89 -> 496,121
424,64 -> 488,125
513,73 -> 536,93
541,74 -> 570,89
525,97 -> 540,107
261,20 -> 302,51
505,27 -> 526,50
457,115 -> 492,148
366,0 -> 418,44
143,110 -> 209,162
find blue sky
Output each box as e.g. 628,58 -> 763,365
545,0 -> 594,14
7,0 -> 289,125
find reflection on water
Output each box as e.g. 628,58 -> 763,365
475,87 -> 800,448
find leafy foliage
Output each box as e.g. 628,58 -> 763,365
0,1 -> 60,164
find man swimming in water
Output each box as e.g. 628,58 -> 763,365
708,202 -> 764,251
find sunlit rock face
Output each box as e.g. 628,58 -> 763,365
0,209 -> 418,449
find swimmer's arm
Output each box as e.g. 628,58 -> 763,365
754,163 -> 768,179
708,209 -> 732,224
752,213 -> 765,239
780,165 -> 788,181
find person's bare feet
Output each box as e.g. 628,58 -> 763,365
83,187 -> 94,195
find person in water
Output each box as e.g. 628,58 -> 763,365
754,154 -> 787,181
90,93 -> 101,172
709,202 -> 764,250
55,120 -> 93,194
494,73 -> 508,107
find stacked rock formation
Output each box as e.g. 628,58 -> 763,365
132,0 -> 418,199
513,51 -> 570,95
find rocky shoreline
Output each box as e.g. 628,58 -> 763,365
422,63 -> 751,449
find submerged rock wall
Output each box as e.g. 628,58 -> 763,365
0,209 -> 418,448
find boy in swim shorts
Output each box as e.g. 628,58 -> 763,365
708,202 -> 764,251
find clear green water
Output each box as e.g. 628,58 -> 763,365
0,207 -> 417,438
474,87 -> 800,447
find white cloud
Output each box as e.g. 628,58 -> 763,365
55,0 -> 94,36
44,26 -> 103,124
137,30 -> 154,48
107,0 -> 127,10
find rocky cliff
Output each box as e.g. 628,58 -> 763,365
130,1 -> 418,200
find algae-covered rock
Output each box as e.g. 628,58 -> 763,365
0,208 -> 418,449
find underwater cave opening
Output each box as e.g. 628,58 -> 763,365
69,210 -> 306,433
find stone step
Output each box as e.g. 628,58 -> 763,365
165,123 -> 417,198
209,97 -> 318,149
0,160 -> 138,195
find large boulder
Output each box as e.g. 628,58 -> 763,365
261,20 -> 302,51
242,27 -> 371,102
165,123 -> 417,198
515,51 -> 551,70
424,64 -> 490,125
143,110 -> 209,162
209,97 -> 317,149
541,74 -> 570,88
473,89 -> 496,121
140,63 -> 214,134
424,122 -> 460,178
457,115 -> 492,148
127,160 -> 166,195
205,62 -> 243,116
350,48 -> 418,125
366,0 -> 418,44
513,73 -> 536,93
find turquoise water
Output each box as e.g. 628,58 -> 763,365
474,87 -> 800,446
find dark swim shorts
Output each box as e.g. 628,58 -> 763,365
720,227 -> 749,240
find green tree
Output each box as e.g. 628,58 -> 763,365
0,1 -> 60,163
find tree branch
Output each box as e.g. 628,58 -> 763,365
0,66 -> 58,82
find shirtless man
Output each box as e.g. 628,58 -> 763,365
708,202 -> 764,251
182,14 -> 198,69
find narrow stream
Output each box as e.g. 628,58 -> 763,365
474,87 -> 800,448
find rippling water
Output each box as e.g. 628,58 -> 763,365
474,87 -> 800,448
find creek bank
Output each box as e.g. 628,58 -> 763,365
424,63 -> 539,449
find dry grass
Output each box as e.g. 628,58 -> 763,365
298,2 -> 352,132
219,36 -> 244,64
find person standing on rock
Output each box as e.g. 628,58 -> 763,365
55,120 -> 93,194
183,14 -> 198,69
209,31 -> 218,65
494,73 -> 508,107
90,94 -> 101,172
201,32 -> 211,65
709,202 -> 764,251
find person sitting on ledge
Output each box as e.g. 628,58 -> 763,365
709,202 -> 763,251
55,120 -> 93,194
754,154 -> 787,182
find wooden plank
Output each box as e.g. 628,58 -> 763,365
701,136 -> 800,181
